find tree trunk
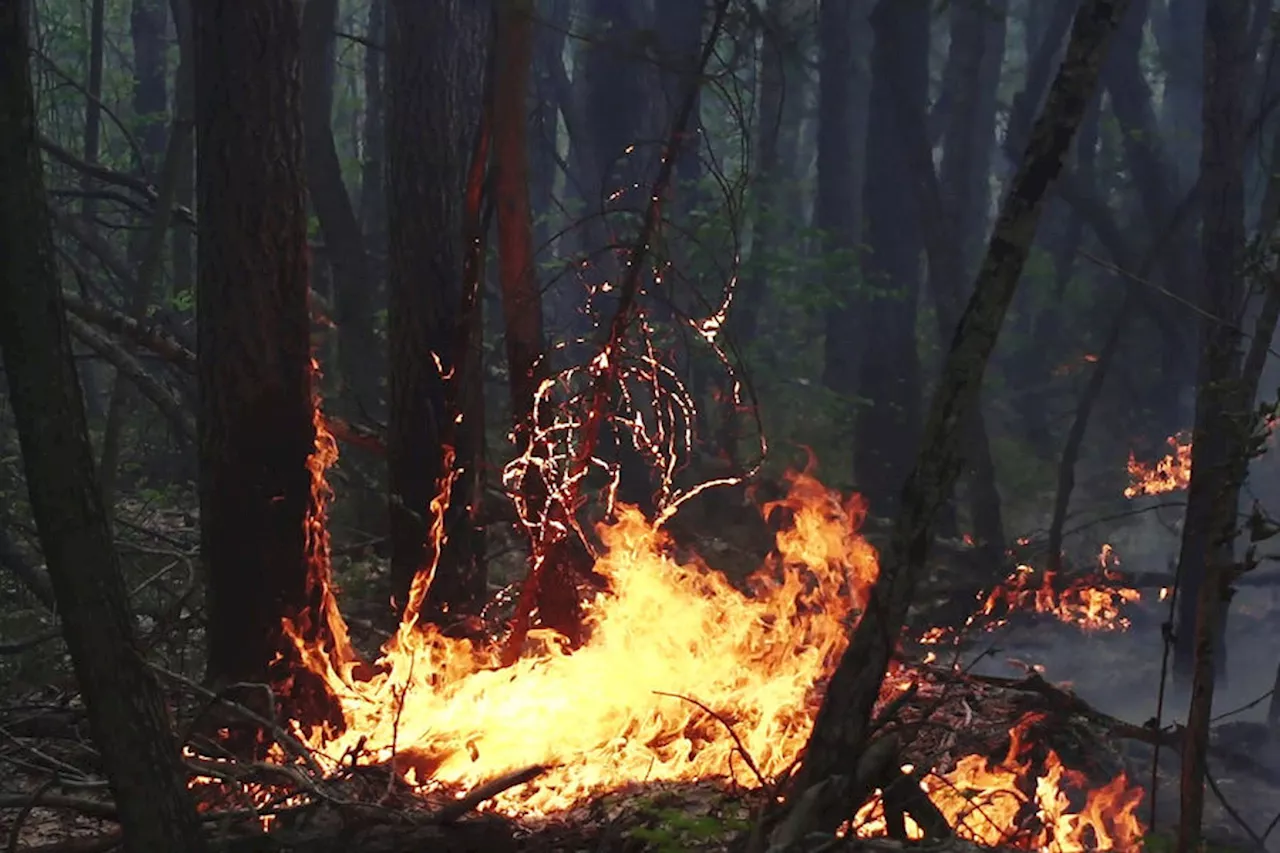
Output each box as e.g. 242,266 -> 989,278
194,0 -> 332,689
769,0 -> 1129,840
302,0 -> 382,419
937,0 -> 1009,568
817,0 -> 870,393
851,0 -> 927,516
494,0 -> 547,426
0,7 -> 207,850
1177,1 -> 1253,847
386,0 -> 491,616
169,0 -> 195,298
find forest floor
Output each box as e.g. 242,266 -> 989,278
2,476 -> 1280,851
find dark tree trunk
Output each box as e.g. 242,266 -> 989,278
1177,6 -> 1253,847
169,0 -> 195,298
938,0 -> 1009,568
851,0 -> 928,516
817,0 -> 870,392
0,7 -> 207,850
194,0 -> 326,686
1105,0 -> 1199,443
529,0 -> 569,262
130,0 -> 168,176
1161,0 -> 1206,187
769,0 -> 1129,841
302,0 -> 382,420
386,0 -> 491,617
359,0 -> 387,255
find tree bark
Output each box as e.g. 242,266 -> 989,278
0,7 -> 207,850
386,0 -> 491,616
1177,1 -> 1254,848
772,0 -> 1130,839
850,0 -> 927,516
493,0 -> 547,426
194,0 -> 330,688
817,0 -> 870,398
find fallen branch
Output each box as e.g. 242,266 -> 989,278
64,313 -> 195,441
431,765 -> 546,824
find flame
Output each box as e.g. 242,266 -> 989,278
286,469 -> 875,815
273,361 -> 1144,847
854,714 -> 1143,851
976,557 -> 1140,633
1124,433 -> 1191,498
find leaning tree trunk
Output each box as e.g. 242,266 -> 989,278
386,0 -> 491,617
0,7 -> 207,851
766,0 -> 1131,843
194,0 -> 335,691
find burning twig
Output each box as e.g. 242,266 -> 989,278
653,691 -> 769,792
500,0 -> 735,666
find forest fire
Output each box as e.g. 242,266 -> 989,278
976,554 -> 1142,633
855,713 -> 1143,850
1124,433 -> 1192,498
264,407 -> 1149,849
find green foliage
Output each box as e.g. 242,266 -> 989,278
623,801 -> 749,852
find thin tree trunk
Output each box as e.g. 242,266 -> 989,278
302,0 -> 381,419
767,0 -> 1129,841
1177,1 -> 1254,847
169,0 -> 195,298
0,7 -> 207,849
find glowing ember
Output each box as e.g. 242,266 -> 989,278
1124,433 -> 1191,498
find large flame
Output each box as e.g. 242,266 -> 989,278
271,385 -> 1147,849
288,470 -> 876,815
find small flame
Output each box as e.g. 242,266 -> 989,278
1124,433 -> 1191,498
854,713 -> 1144,851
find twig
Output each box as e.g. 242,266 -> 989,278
4,779 -> 58,853
653,690 -> 768,791
149,665 -> 328,782
0,790 -> 117,821
1204,767 -> 1266,851
431,765 -> 546,824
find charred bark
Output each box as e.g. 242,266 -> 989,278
386,0 -> 491,617
769,0 -> 1129,840
0,7 -> 207,850
194,0 -> 326,687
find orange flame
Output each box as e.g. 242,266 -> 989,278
855,714 -> 1143,851
274,457 -> 1145,848
1124,433 -> 1191,498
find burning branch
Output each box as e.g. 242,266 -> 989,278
499,0 -> 735,667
